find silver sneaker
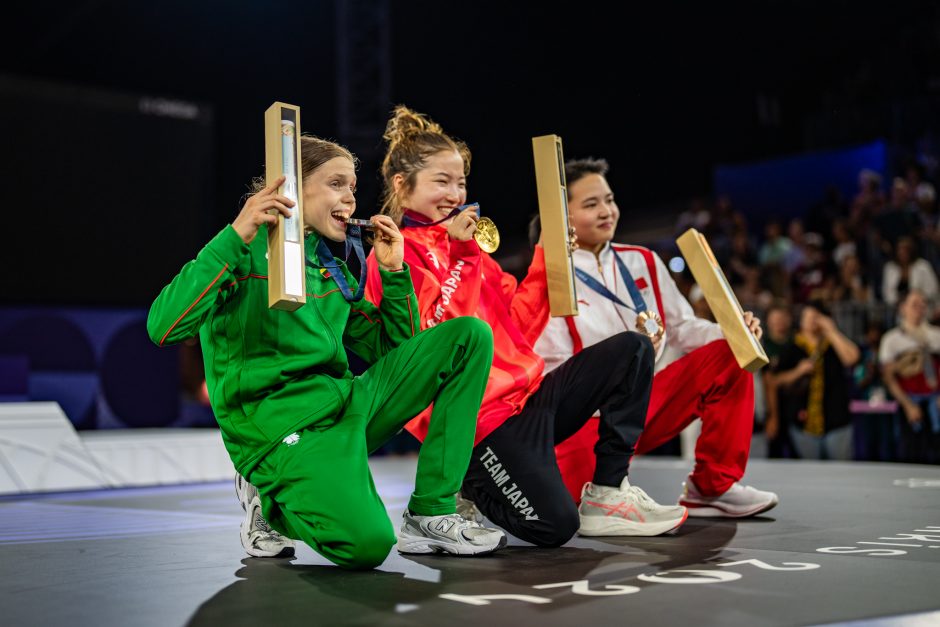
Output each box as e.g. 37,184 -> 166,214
578,477 -> 688,536
235,474 -> 296,558
679,476 -> 779,518
455,491 -> 484,524
397,510 -> 506,556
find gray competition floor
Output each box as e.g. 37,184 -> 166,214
2,458 -> 940,627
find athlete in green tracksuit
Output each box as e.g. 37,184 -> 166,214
147,137 -> 502,569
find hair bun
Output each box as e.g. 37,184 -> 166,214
383,105 -> 443,145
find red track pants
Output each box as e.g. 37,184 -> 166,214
555,339 -> 754,500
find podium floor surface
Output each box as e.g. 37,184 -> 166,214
2,457 -> 939,627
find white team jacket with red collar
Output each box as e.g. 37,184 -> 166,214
534,242 -> 723,374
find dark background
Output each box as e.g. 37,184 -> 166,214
3,0 -> 938,306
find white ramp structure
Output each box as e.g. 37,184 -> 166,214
0,402 -> 233,495
0,402 -> 107,494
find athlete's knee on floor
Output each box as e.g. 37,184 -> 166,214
517,505 -> 580,548
324,520 -> 396,570
315,512 -> 398,570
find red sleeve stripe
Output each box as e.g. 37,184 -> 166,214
309,288 -> 340,299
220,273 -> 268,292
350,309 -> 382,325
160,264 -> 229,346
406,298 -> 415,336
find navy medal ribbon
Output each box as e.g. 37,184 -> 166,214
575,252 -> 663,337
575,253 -> 648,313
308,225 -> 367,302
401,202 -> 480,228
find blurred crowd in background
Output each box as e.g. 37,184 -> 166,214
661,150 -> 940,465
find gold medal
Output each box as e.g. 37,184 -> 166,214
635,310 -> 665,341
474,217 -> 500,253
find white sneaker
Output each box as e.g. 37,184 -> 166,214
235,474 -> 296,558
578,477 -> 688,537
397,510 -> 506,556
679,476 -> 779,518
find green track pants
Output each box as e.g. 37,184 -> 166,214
249,317 -> 493,569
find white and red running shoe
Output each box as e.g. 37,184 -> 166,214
679,476 -> 779,518
578,477 -> 688,537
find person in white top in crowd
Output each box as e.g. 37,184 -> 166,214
882,237 -> 939,306
879,289 -> 940,463
535,158 -> 778,518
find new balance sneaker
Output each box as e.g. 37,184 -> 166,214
578,477 -> 688,536
455,491 -> 483,524
235,474 -> 296,558
679,476 -> 779,518
397,511 -> 506,556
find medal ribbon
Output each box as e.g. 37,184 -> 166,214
574,252 -> 650,314
308,226 -> 367,302
401,202 -> 481,228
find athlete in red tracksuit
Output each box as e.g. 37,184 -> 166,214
365,106 -> 688,544
536,158 -> 778,518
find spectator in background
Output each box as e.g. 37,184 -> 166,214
727,229 -> 759,287
852,321 -> 893,461
785,218 -> 807,273
905,161 -> 925,195
708,194 -> 739,258
879,290 -> 940,464
874,178 -> 921,249
831,219 -> 857,268
736,267 -> 775,314
774,302 -> 861,460
914,182 -> 936,225
758,219 -> 794,269
807,185 -> 847,247
850,169 -> 885,233
829,254 -> 873,305
762,304 -> 795,458
676,197 -> 711,236
687,284 -> 714,322
882,236 -> 939,307
791,232 -> 832,304
914,182 -> 940,272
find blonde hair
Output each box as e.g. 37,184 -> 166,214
250,135 -> 357,194
380,105 -> 471,223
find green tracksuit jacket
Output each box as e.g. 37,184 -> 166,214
147,224 -> 420,476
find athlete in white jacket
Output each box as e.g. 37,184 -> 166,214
535,158 -> 778,518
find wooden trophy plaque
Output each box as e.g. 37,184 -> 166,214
676,228 -> 769,372
532,134 -> 578,317
264,102 -> 306,311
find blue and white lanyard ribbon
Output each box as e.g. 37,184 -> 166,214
307,226 -> 367,302
574,252 -> 649,315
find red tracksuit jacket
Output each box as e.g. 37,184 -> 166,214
365,211 -> 551,444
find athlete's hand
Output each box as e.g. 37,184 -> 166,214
651,334 -> 663,353
232,176 -> 295,244
447,208 -> 478,242
371,215 -> 404,271
743,311 -> 763,340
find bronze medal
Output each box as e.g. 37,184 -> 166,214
635,310 -> 665,341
